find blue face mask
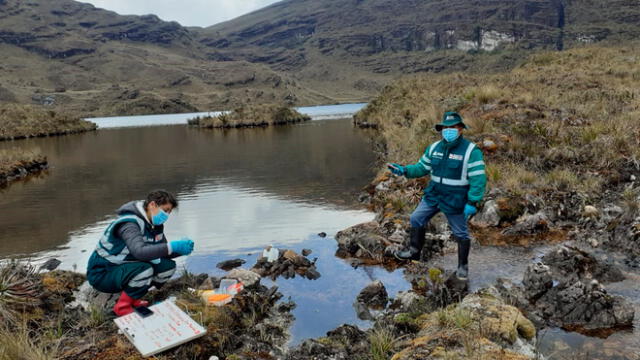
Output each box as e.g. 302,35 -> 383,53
152,208 -> 169,225
442,128 -> 459,142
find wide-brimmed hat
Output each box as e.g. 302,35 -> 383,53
435,111 -> 467,131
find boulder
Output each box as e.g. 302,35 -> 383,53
335,221 -> 388,260
356,280 -> 388,309
226,268 -> 261,287
535,280 -> 635,330
502,211 -> 550,236
542,245 -> 624,283
522,262 -> 553,300
216,258 -> 246,271
471,200 -> 501,227
393,293 -> 537,360
70,281 -> 118,311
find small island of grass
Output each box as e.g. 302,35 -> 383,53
188,104 -> 311,129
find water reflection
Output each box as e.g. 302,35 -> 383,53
0,119 -> 377,258
88,103 -> 368,128
188,234 -> 410,345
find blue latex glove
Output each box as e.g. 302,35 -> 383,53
150,258 -> 161,265
464,204 -> 477,220
387,163 -> 406,176
170,238 -> 194,256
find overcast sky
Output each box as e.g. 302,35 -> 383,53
80,0 -> 280,27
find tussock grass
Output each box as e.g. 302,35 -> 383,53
369,326 -> 400,360
0,324 -> 60,360
0,148 -> 44,174
354,43 -> 640,199
0,104 -> 96,140
189,104 -> 310,129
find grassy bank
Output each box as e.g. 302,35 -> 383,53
0,104 -> 96,141
189,104 -> 311,129
354,43 -> 640,202
0,261 -> 293,360
0,148 -> 47,186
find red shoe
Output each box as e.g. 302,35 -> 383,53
113,291 -> 136,316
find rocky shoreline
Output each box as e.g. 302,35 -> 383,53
0,154 -> 48,187
0,103 -> 97,141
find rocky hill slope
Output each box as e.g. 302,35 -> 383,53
199,0 -> 640,74
0,0 -> 332,116
1,0 -> 639,116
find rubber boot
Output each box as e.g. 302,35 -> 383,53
395,227 -> 426,261
455,236 -> 471,280
113,291 -> 136,316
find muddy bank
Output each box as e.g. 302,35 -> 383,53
0,103 -> 96,141
0,149 -> 48,187
189,104 -> 310,129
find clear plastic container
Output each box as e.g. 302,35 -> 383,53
219,279 -> 238,293
262,246 -> 279,262
226,282 -> 244,295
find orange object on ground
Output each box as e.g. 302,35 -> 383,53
206,293 -> 232,306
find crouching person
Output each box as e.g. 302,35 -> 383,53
87,190 -> 194,316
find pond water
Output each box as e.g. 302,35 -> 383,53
88,103 -> 368,128
0,112 -> 411,343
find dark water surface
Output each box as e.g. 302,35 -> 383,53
1,117 -> 412,343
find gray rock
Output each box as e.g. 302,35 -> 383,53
523,262 -> 553,300
216,258 -> 246,271
502,211 -> 550,236
542,245 -> 625,283
226,268 -> 261,287
335,221 -> 387,259
471,200 -> 501,227
603,205 -> 624,220
70,281 -> 118,311
356,280 -> 388,308
394,290 -> 425,313
39,258 -> 62,271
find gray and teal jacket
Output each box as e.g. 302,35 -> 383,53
87,201 -> 173,268
404,136 -> 486,214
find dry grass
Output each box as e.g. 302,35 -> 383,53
0,104 -> 96,140
0,324 -> 61,360
354,43 -> 640,199
0,148 -> 44,174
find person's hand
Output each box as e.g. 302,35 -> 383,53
387,163 -> 406,176
169,238 -> 194,256
464,204 -> 477,220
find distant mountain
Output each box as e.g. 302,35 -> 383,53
0,0 -> 334,116
198,0 -> 640,74
1,0 -> 639,116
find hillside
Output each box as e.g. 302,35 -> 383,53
1,0 -> 639,117
199,0 -> 640,74
0,0 -> 338,116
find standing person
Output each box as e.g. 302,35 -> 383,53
388,112 -> 486,280
87,190 -> 195,316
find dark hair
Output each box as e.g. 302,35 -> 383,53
143,190 -> 178,210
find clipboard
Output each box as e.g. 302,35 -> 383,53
114,300 -> 207,357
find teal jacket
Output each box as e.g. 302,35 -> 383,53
87,201 -> 171,271
404,136 -> 486,214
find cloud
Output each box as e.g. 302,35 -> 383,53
80,0 -> 279,27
